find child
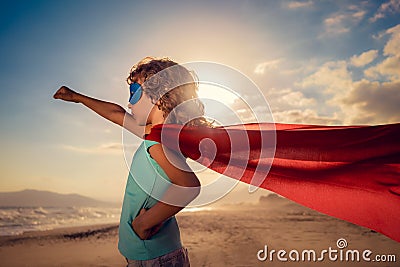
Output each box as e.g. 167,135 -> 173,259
53,56 -> 214,266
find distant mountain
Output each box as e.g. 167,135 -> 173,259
0,189 -> 118,207
259,193 -> 286,203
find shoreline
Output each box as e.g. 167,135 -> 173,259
0,204 -> 232,245
0,223 -> 119,246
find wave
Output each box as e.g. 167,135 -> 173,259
0,206 -> 121,236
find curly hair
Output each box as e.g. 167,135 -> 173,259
127,56 -> 215,128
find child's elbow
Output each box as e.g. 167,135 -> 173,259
190,175 -> 201,188
185,174 -> 201,198
191,182 -> 201,199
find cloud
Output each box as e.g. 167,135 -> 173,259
350,50 -> 378,67
299,24 -> 400,125
340,79 -> 400,123
298,60 -> 359,124
364,56 -> 400,81
254,59 -> 281,74
229,99 -> 271,123
364,24 -> 400,81
286,1 -> 313,9
264,88 -> 316,109
299,60 -> 373,124
272,109 -> 341,125
324,14 -> 351,34
322,4 -> 366,36
228,87 -> 316,123
370,0 -> 400,22
384,24 -> 400,55
372,31 -> 387,41
299,60 -> 352,95
59,142 -> 138,154
247,87 -> 324,124
300,59 -> 400,124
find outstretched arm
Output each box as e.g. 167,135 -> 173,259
132,144 -> 201,239
53,86 -> 146,138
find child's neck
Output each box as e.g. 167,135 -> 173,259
145,124 -> 152,135
145,122 -> 164,135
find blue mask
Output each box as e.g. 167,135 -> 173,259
129,82 -> 143,105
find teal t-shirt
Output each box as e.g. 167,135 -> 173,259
118,139 -> 182,260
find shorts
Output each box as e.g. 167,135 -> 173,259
125,247 -> 191,267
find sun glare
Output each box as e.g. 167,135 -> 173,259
197,83 -> 239,105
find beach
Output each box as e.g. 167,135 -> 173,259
1,195 -> 399,267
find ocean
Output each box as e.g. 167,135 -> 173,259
0,206 -> 213,236
0,206 -> 121,236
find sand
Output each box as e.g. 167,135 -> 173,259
1,196 -> 399,266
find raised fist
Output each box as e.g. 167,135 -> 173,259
53,86 -> 79,103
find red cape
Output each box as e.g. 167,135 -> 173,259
145,122 -> 400,242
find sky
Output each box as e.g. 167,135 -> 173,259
0,0 -> 399,203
